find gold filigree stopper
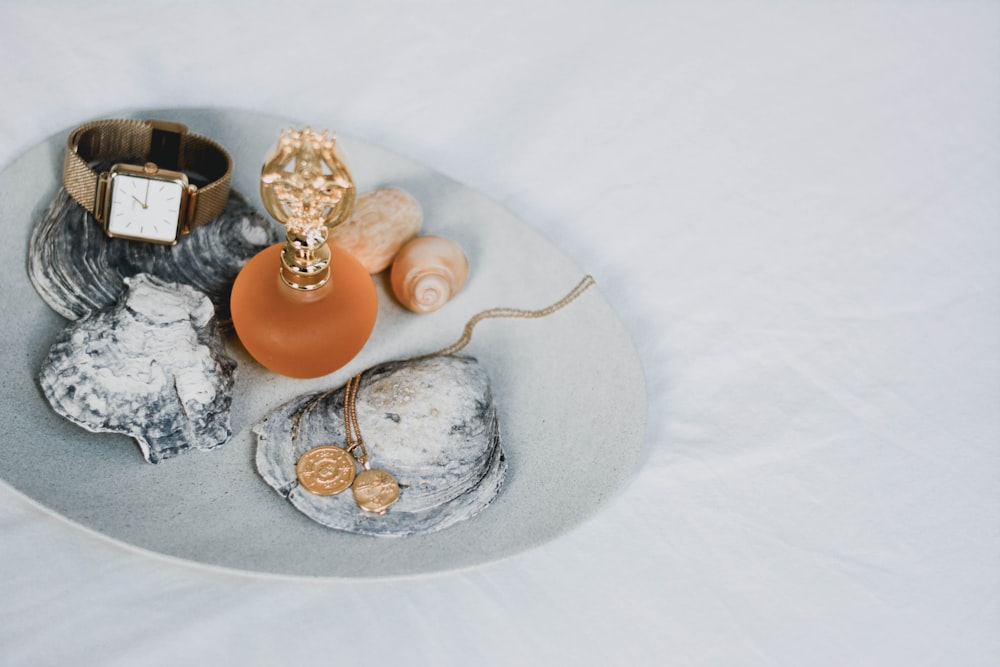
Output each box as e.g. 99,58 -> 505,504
260,127 -> 356,290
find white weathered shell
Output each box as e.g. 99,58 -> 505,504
390,235 -> 469,313
254,355 -> 506,536
38,274 -> 237,464
27,187 -> 280,326
327,187 -> 422,273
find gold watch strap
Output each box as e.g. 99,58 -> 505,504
63,118 -> 233,231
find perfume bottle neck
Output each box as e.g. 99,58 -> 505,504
280,227 -> 331,290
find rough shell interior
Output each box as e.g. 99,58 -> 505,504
254,354 -> 506,536
38,273 -> 238,464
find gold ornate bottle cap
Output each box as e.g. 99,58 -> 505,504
260,127 -> 356,290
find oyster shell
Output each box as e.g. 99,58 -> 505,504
38,273 -> 237,463
28,187 -> 280,325
254,355 -> 506,536
327,187 -> 422,273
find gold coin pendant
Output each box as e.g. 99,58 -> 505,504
296,445 -> 357,496
352,468 -> 401,514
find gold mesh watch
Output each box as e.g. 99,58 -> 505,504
63,118 -> 233,244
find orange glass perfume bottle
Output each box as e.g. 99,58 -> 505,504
231,128 -> 377,378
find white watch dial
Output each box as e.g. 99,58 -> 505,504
106,174 -> 184,243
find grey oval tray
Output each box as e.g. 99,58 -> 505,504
0,108 -> 646,578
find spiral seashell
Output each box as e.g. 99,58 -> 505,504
390,235 -> 469,313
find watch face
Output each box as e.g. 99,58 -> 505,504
106,173 -> 185,243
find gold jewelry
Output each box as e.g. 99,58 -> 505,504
294,275 -> 596,515
426,275 -> 596,357
342,373 -> 401,514
294,372 -> 401,513
295,445 -> 356,496
63,118 -> 233,244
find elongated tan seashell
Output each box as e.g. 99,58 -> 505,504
327,187 -> 422,273
390,235 -> 469,313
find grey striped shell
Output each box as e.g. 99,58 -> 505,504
254,355 -> 506,536
28,187 -> 280,326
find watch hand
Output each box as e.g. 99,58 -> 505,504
143,179 -> 150,208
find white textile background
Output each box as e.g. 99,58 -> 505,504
1,2 -> 997,666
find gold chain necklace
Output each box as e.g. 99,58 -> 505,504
295,275 -> 596,514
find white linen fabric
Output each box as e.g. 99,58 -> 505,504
0,2 -> 996,666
